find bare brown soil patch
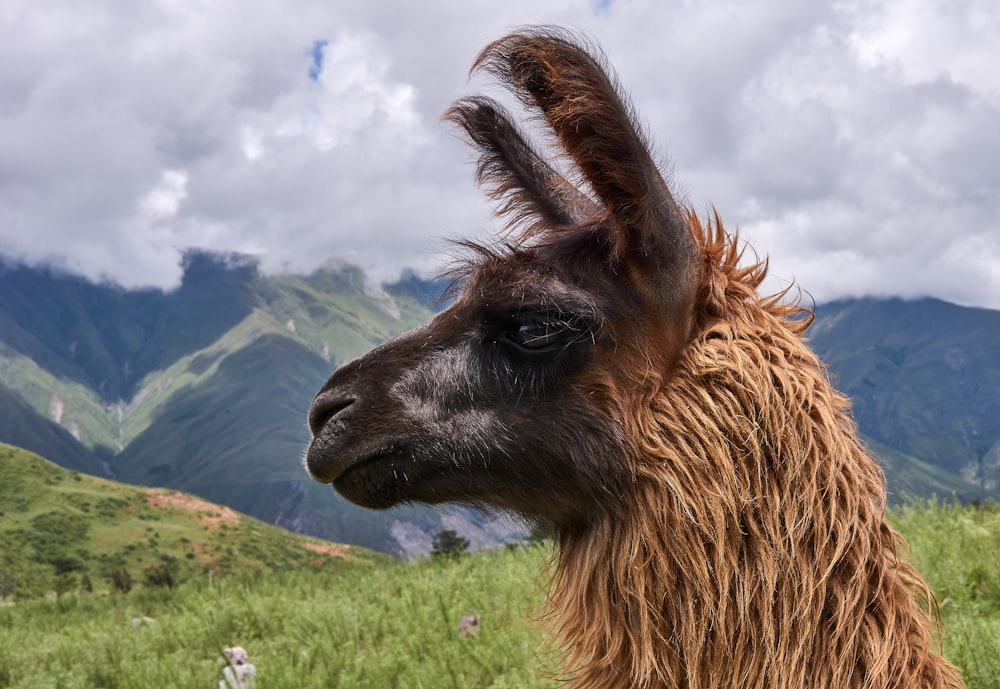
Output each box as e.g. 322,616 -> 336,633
302,541 -> 351,561
190,541 -> 218,567
145,488 -> 240,529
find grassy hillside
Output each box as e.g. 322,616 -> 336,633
1,500 -> 998,688
0,444 -> 388,601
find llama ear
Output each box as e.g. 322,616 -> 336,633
444,95 -> 600,235
473,29 -> 701,309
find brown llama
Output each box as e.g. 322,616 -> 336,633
305,28 -> 967,689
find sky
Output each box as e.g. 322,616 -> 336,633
1,0 -> 998,308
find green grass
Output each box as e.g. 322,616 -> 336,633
2,500 -> 1000,687
890,499 -> 1000,689
0,545 -> 557,689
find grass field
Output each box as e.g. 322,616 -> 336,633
1,501 -> 999,688
0,544 -> 556,689
891,499 -> 1000,689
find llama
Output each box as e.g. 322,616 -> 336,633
305,28 -> 967,689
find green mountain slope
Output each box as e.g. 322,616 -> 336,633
811,298 -> 1000,496
0,382 -> 106,475
0,255 -> 439,451
112,332 -> 437,551
0,443 -> 387,600
859,433 -> 979,502
0,252 -> 259,402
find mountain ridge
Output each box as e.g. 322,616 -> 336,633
0,253 -> 513,556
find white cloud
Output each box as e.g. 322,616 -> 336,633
846,0 -> 1000,103
272,33 -> 424,152
139,170 -> 188,221
0,0 -> 997,308
240,126 -> 264,162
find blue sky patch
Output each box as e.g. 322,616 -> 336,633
308,39 -> 329,82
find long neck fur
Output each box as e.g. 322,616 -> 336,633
547,214 -> 966,689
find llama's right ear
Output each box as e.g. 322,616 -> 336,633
474,29 -> 701,315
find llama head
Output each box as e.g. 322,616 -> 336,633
305,29 -> 703,528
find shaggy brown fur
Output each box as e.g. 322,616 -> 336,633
305,28 -> 967,689
548,214 -> 965,687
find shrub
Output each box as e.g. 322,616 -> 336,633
110,566 -> 133,594
144,563 -> 175,588
431,529 -> 470,560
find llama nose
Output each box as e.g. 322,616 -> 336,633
308,392 -> 356,435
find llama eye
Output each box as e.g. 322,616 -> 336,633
511,319 -> 578,350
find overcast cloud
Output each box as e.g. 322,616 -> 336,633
1,0 -> 997,308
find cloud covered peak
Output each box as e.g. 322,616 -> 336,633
1,0 -> 997,307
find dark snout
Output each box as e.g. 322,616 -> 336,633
308,392 -> 355,439
303,323 -> 448,508
305,387 -> 359,483
305,346 -> 400,486
304,352 -> 415,509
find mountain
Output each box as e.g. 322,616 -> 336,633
0,254 -> 996,558
0,381 -> 107,475
0,443 -> 388,600
0,252 -> 257,405
0,253 -> 486,556
810,298 -> 1000,497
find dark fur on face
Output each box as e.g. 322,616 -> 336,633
305,27 -> 966,689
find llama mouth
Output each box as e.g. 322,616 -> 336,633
329,446 -> 414,509
307,438 -> 397,483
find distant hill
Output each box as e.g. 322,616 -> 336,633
0,252 -> 258,403
0,253 -> 996,559
0,443 -> 388,599
0,381 -> 107,475
810,298 -> 1000,497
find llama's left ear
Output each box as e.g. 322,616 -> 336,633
445,95 -> 600,235
474,28 -> 701,318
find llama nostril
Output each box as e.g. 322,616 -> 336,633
308,394 -> 356,435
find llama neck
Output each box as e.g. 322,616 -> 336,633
547,316 -> 964,689
550,467 -> 962,689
